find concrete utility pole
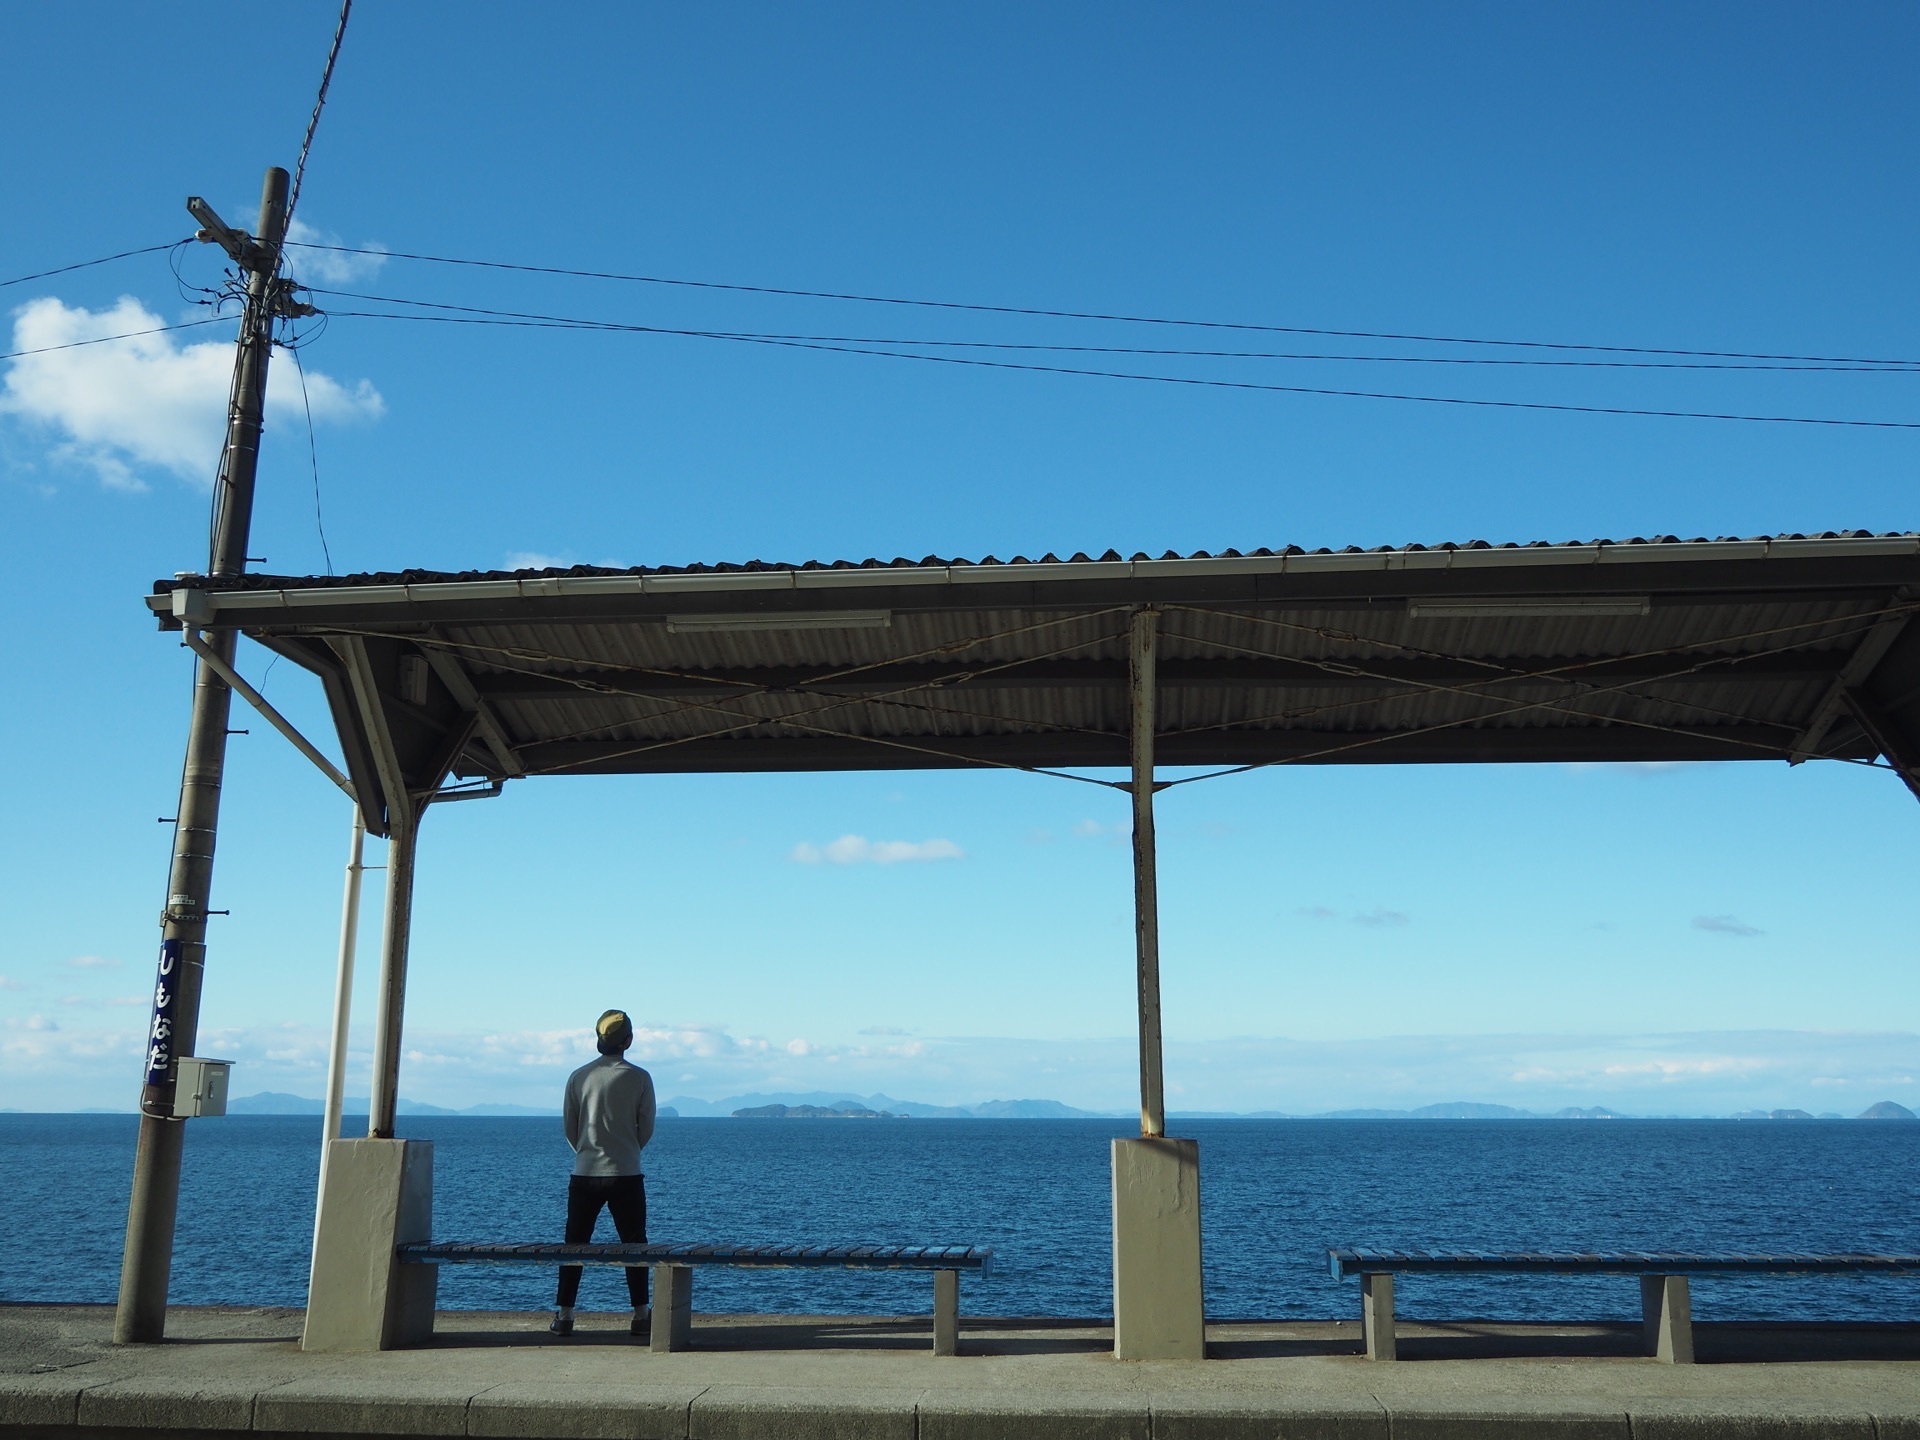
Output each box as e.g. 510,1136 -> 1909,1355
116,167 -> 294,1345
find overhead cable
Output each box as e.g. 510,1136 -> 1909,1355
283,239 -> 1920,367
287,0 -> 354,228
318,305 -> 1920,429
303,288 -> 1917,372
0,240 -> 193,292
0,315 -> 234,363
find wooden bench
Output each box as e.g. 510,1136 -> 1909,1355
1328,1248 -> 1920,1363
398,1242 -> 993,1355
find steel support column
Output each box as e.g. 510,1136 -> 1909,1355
1129,608 -> 1165,1138
339,637 -> 418,1139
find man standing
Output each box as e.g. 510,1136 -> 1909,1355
552,1008 -> 657,1336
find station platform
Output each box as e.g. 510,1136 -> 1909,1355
5,1303 -> 1920,1439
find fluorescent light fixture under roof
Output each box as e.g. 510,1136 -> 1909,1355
1407,597 -> 1651,620
665,610 -> 892,634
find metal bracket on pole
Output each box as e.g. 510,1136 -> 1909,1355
179,630 -> 355,802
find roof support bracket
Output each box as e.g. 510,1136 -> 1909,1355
420,645 -> 525,778
179,628 -> 356,803
1789,600 -> 1914,763
1842,687 -> 1920,803
337,636 -> 416,834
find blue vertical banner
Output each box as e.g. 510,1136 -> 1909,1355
144,939 -> 181,1088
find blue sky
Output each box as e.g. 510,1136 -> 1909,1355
1,2 -> 1916,1115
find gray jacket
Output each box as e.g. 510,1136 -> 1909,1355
563,1054 -> 657,1177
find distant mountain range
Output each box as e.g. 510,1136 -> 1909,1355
218,1090 -> 1920,1122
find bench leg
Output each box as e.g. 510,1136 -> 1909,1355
1640,1274 -> 1693,1364
932,1269 -> 959,1357
649,1264 -> 692,1353
1361,1272 -> 1396,1361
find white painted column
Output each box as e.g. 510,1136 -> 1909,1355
311,807 -> 366,1270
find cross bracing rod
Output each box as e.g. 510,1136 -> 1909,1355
498,722 -> 1855,777
463,649 -> 1849,700
178,630 -> 355,801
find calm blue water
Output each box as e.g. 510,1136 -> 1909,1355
3,1115 -> 1917,1322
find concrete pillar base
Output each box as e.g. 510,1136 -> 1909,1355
1111,1136 -> 1205,1360
303,1138 -> 435,1352
649,1264 -> 693,1352
1642,1274 -> 1694,1364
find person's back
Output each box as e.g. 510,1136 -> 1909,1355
564,1052 -> 656,1176
551,1010 -> 656,1336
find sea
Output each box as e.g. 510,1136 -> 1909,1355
4,1114 -> 1918,1323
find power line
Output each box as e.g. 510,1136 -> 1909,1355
287,0 -> 353,229
283,239 -> 1920,368
305,287 -> 1920,373
285,344 -> 335,576
316,305 -> 1920,430
0,240 -> 192,292
0,315 -> 233,363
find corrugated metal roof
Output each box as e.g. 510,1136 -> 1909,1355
148,533 -> 1920,833
153,530 -> 1920,596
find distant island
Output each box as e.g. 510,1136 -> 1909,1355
204,1091 -> 1919,1122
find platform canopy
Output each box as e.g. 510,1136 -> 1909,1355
149,532 -> 1920,837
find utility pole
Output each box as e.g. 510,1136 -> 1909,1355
115,167 -> 301,1344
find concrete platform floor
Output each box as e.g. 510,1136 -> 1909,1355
6,1303 -> 1920,1439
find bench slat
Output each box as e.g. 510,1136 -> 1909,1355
1329,1248 -> 1920,1279
400,1241 -> 991,1271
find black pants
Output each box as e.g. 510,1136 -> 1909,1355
555,1173 -> 648,1308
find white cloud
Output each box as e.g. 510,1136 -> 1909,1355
65,954 -> 121,969
1694,914 -> 1763,937
58,994 -> 147,1008
505,551 -> 575,572
279,217 -> 388,285
1073,818 -> 1125,838
0,976 -> 24,991
789,834 -> 964,865
2,296 -> 382,489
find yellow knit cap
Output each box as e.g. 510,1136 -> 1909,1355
597,1009 -> 631,1039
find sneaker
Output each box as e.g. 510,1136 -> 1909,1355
630,1306 -> 651,1337
549,1310 -> 574,1336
